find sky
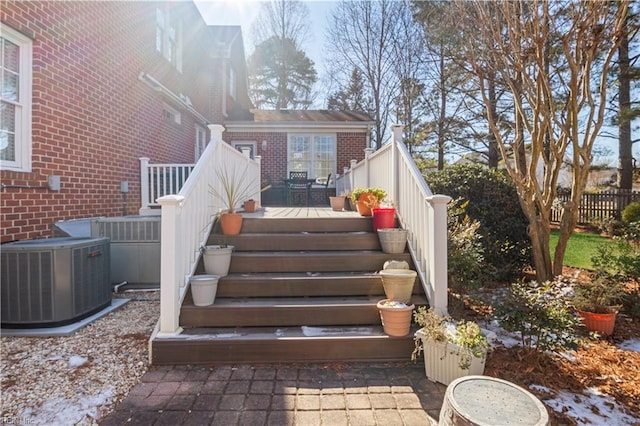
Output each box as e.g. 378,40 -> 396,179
194,0 -> 334,80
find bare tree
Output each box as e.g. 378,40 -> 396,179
326,0 -> 402,149
455,0 -> 629,280
251,0 -> 311,48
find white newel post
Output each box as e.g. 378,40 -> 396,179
391,125 -> 404,205
139,157 -> 150,208
349,160 -> 357,192
208,123 -> 225,143
254,155 -> 262,205
157,194 -> 184,336
427,194 -> 452,316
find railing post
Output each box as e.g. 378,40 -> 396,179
139,157 -> 150,210
208,124 -> 225,143
157,194 -> 184,336
349,160 -> 357,192
391,125 -> 404,204
364,148 -> 374,187
426,194 -> 451,316
254,155 -> 262,205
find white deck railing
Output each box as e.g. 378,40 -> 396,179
337,125 -> 451,315
139,158 -> 196,214
155,124 -> 261,335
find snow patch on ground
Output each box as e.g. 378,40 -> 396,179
301,326 -> 375,336
68,355 -> 89,368
483,320 -> 522,348
21,387 -> 115,425
530,385 -> 640,425
618,338 -> 640,352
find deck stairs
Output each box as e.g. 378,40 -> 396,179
151,213 -> 429,365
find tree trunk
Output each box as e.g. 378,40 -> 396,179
487,73 -> 499,169
618,22 -> 633,191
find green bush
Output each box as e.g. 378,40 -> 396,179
425,163 -> 531,281
591,222 -> 640,280
622,202 -> 640,224
494,280 -> 583,353
447,199 -> 486,290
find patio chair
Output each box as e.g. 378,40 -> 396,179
286,171 -> 311,206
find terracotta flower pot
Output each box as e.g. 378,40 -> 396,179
220,212 -> 243,235
355,193 -> 380,216
377,299 -> 414,337
329,196 -> 345,211
577,310 -> 617,336
244,200 -> 257,213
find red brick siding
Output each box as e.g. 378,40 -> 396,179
1,1 -> 213,242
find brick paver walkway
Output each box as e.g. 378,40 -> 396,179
100,362 -> 446,425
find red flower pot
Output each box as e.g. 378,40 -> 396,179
372,207 -> 396,230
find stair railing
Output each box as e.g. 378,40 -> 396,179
156,124 -> 261,336
139,158 -> 196,214
337,125 -> 451,315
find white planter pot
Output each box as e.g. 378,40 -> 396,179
377,228 -> 408,254
416,327 -> 495,385
190,275 -> 219,306
202,245 -> 234,277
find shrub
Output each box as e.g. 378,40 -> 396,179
494,280 -> 583,353
425,163 -> 531,281
622,202 -> 640,224
591,222 -> 640,280
447,199 -> 487,290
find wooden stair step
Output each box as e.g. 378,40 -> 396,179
229,251 -> 413,273
151,325 -> 418,365
208,232 -> 381,251
181,295 -> 429,328
217,272 -> 386,298
237,217 -> 375,233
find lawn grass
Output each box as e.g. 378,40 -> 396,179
550,230 -> 617,270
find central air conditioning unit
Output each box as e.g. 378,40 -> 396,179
1,237 -> 111,327
91,216 -> 161,286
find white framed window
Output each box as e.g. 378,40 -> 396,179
231,141 -> 257,159
162,102 -> 181,125
288,134 -> 336,180
195,125 -> 207,161
155,7 -> 182,72
1,26 -> 32,172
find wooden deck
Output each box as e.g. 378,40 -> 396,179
242,206 -> 360,218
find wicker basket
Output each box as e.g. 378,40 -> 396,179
377,228 -> 408,254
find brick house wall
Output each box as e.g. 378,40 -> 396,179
0,1 -> 217,242
223,130 -> 368,187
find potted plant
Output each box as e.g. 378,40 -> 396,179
412,307 -> 494,385
571,274 -> 625,336
244,199 -> 257,213
351,187 -> 386,217
377,299 -> 415,337
189,274 -> 220,306
210,164 -> 256,235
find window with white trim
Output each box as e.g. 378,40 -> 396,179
162,102 -> 181,125
288,134 -> 336,180
156,7 -> 182,72
1,27 -> 32,172
229,67 -> 237,100
195,125 -> 207,161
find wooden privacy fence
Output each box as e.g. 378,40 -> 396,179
551,190 -> 640,224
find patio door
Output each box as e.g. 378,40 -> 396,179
288,134 -> 336,181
